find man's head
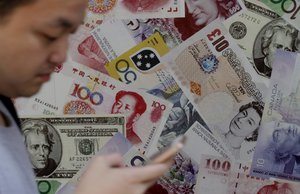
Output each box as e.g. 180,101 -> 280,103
185,0 -> 219,27
0,0 -> 87,98
270,121 -> 300,163
24,123 -> 54,170
229,101 -> 263,141
261,19 -> 298,69
111,91 -> 147,128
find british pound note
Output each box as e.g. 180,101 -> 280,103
251,50 -> 300,181
85,0 -> 184,20
20,115 -> 125,193
165,20 -> 266,161
103,32 -> 224,157
61,62 -> 172,155
224,0 -> 300,80
260,0 -> 300,32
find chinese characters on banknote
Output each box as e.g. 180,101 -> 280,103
14,0 -> 300,193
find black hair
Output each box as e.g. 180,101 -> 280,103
0,0 -> 35,21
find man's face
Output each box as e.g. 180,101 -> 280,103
229,107 -> 261,138
265,30 -> 293,68
26,132 -> 51,169
0,0 -> 87,97
272,122 -> 300,156
112,95 -> 137,127
186,0 -> 219,26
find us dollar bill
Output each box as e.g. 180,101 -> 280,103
61,62 -> 173,155
20,115 -> 125,193
260,0 -> 300,32
224,0 -> 300,79
56,132 -> 150,194
251,50 -> 300,182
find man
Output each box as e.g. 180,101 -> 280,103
111,90 -> 147,144
264,121 -> 300,174
23,123 -> 58,177
0,1 -> 172,194
223,101 -> 263,159
174,0 -> 240,40
253,19 -> 299,78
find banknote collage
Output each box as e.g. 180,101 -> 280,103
14,0 -> 300,193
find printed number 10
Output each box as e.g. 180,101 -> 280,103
207,29 -> 229,52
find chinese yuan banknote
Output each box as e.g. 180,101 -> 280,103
260,0 -> 300,31
164,20 -> 266,161
15,72 -> 74,116
195,155 -> 300,194
85,0 -> 184,20
68,25 -> 109,75
56,132 -> 146,194
20,115 -> 125,193
103,32 -> 220,156
224,0 -> 300,80
60,62 -> 172,155
251,51 -> 300,181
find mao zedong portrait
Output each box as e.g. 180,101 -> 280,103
111,90 -> 147,145
23,122 -> 59,177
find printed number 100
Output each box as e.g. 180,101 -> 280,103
205,158 -> 231,172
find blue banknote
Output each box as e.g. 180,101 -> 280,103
251,50 -> 300,181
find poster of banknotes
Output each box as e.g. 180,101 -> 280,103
14,0 -> 300,193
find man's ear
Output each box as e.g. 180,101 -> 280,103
133,113 -> 141,122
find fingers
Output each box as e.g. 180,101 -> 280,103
92,153 -> 124,168
124,163 -> 171,183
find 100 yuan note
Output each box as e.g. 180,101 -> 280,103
260,0 -> 300,32
20,115 -> 125,180
251,50 -> 300,181
224,0 -> 300,80
15,72 -> 74,116
103,32 -> 221,157
85,0 -> 184,20
164,20 -> 266,161
60,62 -> 172,155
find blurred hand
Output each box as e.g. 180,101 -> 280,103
74,154 -> 173,194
